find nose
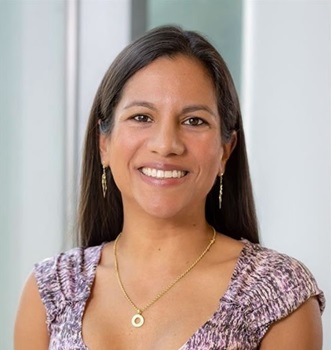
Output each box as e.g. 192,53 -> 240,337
147,120 -> 185,157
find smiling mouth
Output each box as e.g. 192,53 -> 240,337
140,167 -> 188,179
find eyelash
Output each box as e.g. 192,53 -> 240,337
131,114 -> 152,123
130,115 -> 208,127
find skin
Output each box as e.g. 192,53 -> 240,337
14,55 -> 323,350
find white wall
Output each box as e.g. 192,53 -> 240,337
242,1 -> 331,347
0,1 -> 66,349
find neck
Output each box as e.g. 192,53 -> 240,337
117,220 -> 214,271
115,200 -> 214,268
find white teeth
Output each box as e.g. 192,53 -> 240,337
141,168 -> 186,179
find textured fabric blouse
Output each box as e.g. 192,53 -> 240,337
34,240 -> 325,350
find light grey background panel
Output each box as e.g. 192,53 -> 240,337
0,1 -> 66,349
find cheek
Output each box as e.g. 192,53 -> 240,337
190,146 -> 222,192
204,153 -> 222,178
107,128 -> 143,167
196,137 -> 222,169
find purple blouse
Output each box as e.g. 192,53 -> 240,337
34,240 -> 325,349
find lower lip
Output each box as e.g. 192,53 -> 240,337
138,170 -> 188,186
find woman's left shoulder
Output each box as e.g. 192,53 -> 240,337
232,240 -> 325,346
239,240 -> 325,314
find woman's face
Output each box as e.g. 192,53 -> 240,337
100,55 -> 233,220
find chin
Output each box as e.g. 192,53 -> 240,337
138,198 -> 196,221
145,207 -> 184,220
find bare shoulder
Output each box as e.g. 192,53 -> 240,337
260,297 -> 322,350
213,233 -> 245,262
14,272 -> 49,350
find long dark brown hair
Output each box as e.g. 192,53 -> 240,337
78,25 -> 259,247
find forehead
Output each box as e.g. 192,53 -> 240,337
117,55 -> 217,107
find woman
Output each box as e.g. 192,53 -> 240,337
15,26 -> 324,349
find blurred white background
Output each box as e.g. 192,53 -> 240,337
0,0 -> 330,348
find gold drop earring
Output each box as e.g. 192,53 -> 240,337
219,173 -> 223,209
102,165 -> 107,198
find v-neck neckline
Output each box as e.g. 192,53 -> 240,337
78,239 -> 251,350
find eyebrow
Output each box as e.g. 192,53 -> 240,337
182,105 -> 217,117
124,101 -> 157,111
124,101 -> 217,117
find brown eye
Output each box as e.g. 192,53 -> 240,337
183,117 -> 206,126
132,115 -> 152,123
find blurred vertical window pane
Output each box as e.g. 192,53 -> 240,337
145,0 -> 243,92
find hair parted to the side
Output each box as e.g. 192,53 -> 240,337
78,25 -> 259,247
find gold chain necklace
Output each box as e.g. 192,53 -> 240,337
113,227 -> 216,328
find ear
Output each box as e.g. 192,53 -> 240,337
219,131 -> 237,175
99,121 -> 110,166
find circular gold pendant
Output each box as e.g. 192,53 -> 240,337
131,313 -> 144,327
